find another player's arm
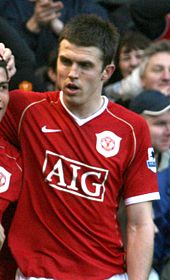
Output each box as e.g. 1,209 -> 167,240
0,223 -> 5,250
0,199 -> 11,250
126,201 -> 155,280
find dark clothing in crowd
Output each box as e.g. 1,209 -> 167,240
153,167 -> 170,274
99,0 -> 170,40
0,17 -> 42,90
0,0 -> 108,69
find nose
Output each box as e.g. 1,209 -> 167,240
162,69 -> 170,80
68,63 -> 79,79
166,122 -> 170,133
129,56 -> 139,68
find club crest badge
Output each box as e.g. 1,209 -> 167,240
146,147 -> 157,173
0,166 -> 11,193
96,131 -> 122,158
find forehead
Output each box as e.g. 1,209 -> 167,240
58,39 -> 103,63
146,52 -> 170,67
120,46 -> 144,54
146,110 -> 170,122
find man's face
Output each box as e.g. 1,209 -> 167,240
57,39 -> 114,115
119,47 -> 144,78
0,67 -> 9,122
141,52 -> 170,95
145,110 -> 170,153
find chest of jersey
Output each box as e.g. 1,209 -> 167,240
20,99 -> 134,205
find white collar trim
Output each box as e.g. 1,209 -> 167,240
60,91 -> 108,126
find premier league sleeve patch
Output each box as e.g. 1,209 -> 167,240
146,147 -> 157,173
0,166 -> 11,193
96,131 -> 122,158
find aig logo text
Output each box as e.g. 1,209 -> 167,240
43,151 -> 108,201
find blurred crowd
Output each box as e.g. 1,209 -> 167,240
0,1 -> 169,280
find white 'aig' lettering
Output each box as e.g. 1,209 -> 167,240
43,151 -> 109,201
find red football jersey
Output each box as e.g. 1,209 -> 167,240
0,137 -> 22,216
0,137 -> 22,280
0,90 -> 159,279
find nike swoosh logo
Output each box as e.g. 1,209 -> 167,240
41,126 -> 62,133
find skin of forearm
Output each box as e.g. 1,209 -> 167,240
126,221 -> 154,280
26,16 -> 41,34
0,223 -> 5,250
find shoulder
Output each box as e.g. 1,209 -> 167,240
9,89 -> 60,109
107,100 -> 148,129
0,137 -> 21,169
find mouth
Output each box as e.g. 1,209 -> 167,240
65,83 -> 80,94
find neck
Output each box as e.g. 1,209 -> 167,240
72,97 -> 104,119
61,91 -> 105,119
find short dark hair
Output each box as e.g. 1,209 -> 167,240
58,14 -> 119,68
118,31 -> 151,55
0,59 -> 8,79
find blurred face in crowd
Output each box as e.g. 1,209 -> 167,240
141,52 -> 170,96
0,66 -> 9,121
119,47 -> 144,78
144,110 -> 170,154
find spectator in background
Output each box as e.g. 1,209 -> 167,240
106,40 -> 170,106
129,90 -> 170,171
0,0 -> 108,69
115,31 -> 150,79
35,47 -> 59,91
104,30 -> 151,106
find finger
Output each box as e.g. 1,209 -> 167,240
6,55 -> 16,80
1,47 -> 12,62
51,1 -> 64,10
0,43 -> 6,58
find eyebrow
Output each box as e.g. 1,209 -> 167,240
0,81 -> 9,87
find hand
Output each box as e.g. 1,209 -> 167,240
0,223 -> 5,250
27,0 -> 64,33
0,43 -> 16,80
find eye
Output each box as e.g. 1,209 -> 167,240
0,82 -> 8,91
120,55 -> 130,62
60,56 -> 71,66
154,121 -> 166,127
79,61 -> 93,69
152,66 -> 163,73
136,54 -> 143,60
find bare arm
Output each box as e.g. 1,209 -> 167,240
0,223 -> 5,250
126,201 -> 155,280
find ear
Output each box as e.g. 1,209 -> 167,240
101,64 -> 115,81
48,67 -> 57,83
